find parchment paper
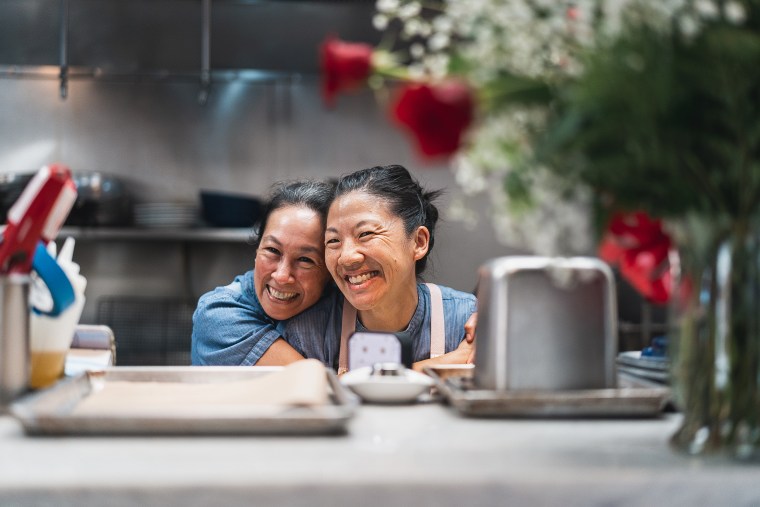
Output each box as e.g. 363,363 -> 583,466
71,359 -> 328,418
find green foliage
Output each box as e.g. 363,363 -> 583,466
537,17 -> 760,222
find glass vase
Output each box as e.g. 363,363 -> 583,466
669,216 -> 760,459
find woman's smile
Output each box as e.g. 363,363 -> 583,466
266,285 -> 299,301
346,270 -> 380,286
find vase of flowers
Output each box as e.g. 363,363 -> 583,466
668,214 -> 760,458
321,0 -> 760,458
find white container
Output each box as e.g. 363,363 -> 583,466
29,237 -> 86,389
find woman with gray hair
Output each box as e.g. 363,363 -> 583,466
191,180 -> 335,365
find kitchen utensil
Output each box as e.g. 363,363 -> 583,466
0,164 -> 77,275
474,256 -> 618,391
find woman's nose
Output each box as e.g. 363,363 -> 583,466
338,240 -> 364,267
271,260 -> 294,283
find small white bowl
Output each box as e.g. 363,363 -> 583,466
340,365 -> 434,404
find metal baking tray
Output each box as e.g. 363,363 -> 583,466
426,368 -> 670,418
10,366 -> 357,435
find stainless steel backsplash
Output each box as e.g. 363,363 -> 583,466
0,77 -> 513,328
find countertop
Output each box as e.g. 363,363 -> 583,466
0,402 -> 757,506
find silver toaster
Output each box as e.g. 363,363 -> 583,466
473,256 -> 618,391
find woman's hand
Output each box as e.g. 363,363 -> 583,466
412,337 -> 473,372
464,312 -> 477,364
464,312 -> 477,344
411,312 -> 478,372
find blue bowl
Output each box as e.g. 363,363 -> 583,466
200,190 -> 263,228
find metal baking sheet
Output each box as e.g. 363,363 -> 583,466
10,366 -> 357,435
426,369 -> 670,418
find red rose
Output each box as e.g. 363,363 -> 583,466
599,211 -> 673,304
391,80 -> 474,160
320,36 -> 374,107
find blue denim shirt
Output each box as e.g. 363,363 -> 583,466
191,270 -> 477,369
191,271 -> 285,365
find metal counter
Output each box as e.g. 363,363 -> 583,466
0,404 -> 756,506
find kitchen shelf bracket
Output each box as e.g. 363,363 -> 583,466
59,0 -> 69,100
198,0 -> 212,105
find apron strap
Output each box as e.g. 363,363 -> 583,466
337,284 -> 446,372
425,283 -> 445,358
338,298 -> 356,375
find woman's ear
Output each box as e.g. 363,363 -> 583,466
411,226 -> 430,261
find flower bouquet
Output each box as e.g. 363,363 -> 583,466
321,0 -> 760,458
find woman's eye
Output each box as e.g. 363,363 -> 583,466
263,247 -> 280,256
325,238 -> 339,247
359,231 -> 374,238
298,257 -> 315,265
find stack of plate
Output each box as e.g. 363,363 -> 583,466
134,201 -> 198,228
616,351 -> 670,385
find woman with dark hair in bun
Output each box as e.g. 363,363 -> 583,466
284,164 -> 477,373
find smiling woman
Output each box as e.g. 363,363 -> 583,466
254,205 -> 330,321
283,165 -> 477,373
190,180 -> 335,366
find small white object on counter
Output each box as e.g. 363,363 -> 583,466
340,363 -> 434,403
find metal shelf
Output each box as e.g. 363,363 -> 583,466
59,226 -> 253,243
0,65 -> 301,83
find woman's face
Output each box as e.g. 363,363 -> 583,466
324,191 -> 429,313
254,205 -> 330,321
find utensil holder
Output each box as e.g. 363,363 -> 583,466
0,274 -> 30,406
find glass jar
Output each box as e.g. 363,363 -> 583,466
669,215 -> 760,459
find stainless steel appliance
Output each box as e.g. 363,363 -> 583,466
474,256 -> 618,391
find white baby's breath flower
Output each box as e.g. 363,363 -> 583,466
402,18 -> 422,38
678,13 -> 701,38
373,0 -> 722,255
694,0 -> 719,20
428,32 -> 450,51
376,0 -> 400,14
418,21 -> 432,38
452,155 -> 488,194
371,49 -> 396,70
424,53 -> 451,79
398,1 -> 422,20
448,197 -> 480,230
410,43 -> 425,59
407,63 -> 426,80
432,15 -> 453,35
372,14 -> 389,31
724,1 -> 747,24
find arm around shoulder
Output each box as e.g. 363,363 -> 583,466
191,278 -> 304,366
